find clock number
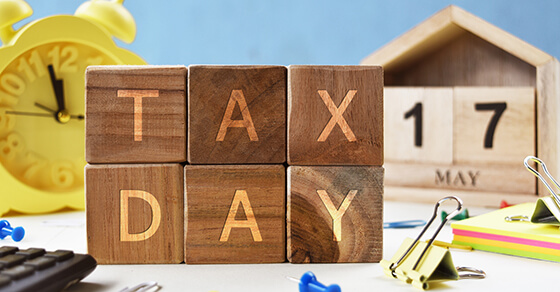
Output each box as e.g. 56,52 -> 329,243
0,109 -> 15,135
21,152 -> 47,183
0,67 -> 24,106
0,133 -> 24,161
60,46 -> 78,73
475,102 -> 507,149
50,162 -> 75,189
48,45 -> 78,73
0,73 -> 25,97
404,102 -> 423,147
17,50 -> 46,82
47,46 -> 59,72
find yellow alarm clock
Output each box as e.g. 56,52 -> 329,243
0,0 -> 146,215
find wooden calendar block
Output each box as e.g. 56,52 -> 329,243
454,87 -> 535,165
188,65 -> 286,164
287,166 -> 383,263
85,66 -> 187,163
288,65 -> 383,166
384,161 -> 535,196
385,87 -> 453,164
85,164 -> 184,264
185,165 -> 285,264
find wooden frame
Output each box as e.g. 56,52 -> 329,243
361,5 -> 559,206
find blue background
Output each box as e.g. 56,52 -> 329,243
20,0 -> 560,65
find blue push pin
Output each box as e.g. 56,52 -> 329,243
287,271 -> 341,292
0,220 -> 24,242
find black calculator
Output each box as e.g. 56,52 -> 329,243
0,246 -> 97,292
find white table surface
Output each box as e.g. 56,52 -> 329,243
3,200 -> 560,291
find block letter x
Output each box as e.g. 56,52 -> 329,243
317,90 -> 357,142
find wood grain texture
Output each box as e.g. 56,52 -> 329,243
85,65 -> 187,163
288,65 -> 383,166
185,165 -> 285,264
383,32 -> 537,87
85,164 -> 184,264
287,166 -> 383,263
385,87 -> 453,164
536,59 -> 560,197
188,65 -> 286,164
453,87 -> 535,165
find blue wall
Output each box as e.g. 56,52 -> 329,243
22,0 -> 560,65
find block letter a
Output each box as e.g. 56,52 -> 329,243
120,190 -> 162,242
220,190 -> 262,242
216,90 -> 259,141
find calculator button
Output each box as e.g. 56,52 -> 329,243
44,250 -> 74,262
0,275 -> 9,287
0,247 -> 18,258
23,257 -> 56,270
0,255 -> 26,268
1,265 -> 35,280
16,248 -> 45,260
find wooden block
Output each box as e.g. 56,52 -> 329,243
385,186 -> 538,209
287,166 -> 383,263
185,165 -> 285,264
384,161 -> 535,196
385,87 -> 453,164
85,164 -> 184,264
288,65 -> 383,166
85,66 -> 187,163
537,59 -> 560,197
188,65 -> 286,164
453,87 -> 535,165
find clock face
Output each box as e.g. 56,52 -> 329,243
0,42 -> 116,192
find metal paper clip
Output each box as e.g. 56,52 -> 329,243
504,215 -> 530,222
388,196 -> 463,276
457,267 -> 486,279
119,281 -> 159,292
524,156 -> 560,207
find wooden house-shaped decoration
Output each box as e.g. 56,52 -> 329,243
361,5 -> 559,206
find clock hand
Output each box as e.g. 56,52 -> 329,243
6,108 -> 84,120
34,102 -> 56,114
46,66 -> 69,124
34,102 -> 84,120
47,64 -> 66,113
5,110 -> 54,118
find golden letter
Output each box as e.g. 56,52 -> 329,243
317,189 -> 358,241
220,190 -> 262,242
216,90 -> 259,141
120,190 -> 162,242
117,90 -> 159,141
317,90 -> 357,142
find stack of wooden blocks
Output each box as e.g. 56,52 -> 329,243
84,65 -> 384,264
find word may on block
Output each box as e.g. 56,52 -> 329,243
84,65 -> 384,265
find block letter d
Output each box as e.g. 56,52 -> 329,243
120,190 -> 161,242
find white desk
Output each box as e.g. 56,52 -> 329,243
4,201 -> 559,291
